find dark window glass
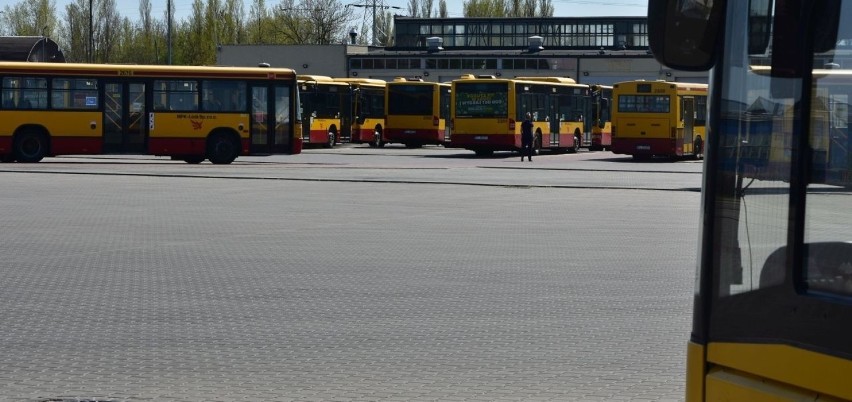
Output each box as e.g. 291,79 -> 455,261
388,84 -> 433,115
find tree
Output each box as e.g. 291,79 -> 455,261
406,0 -> 418,17
509,0 -> 521,16
463,0 -> 508,17
93,0 -> 123,63
2,0 -> 58,37
538,0 -> 553,17
273,0 -> 354,45
438,0 -> 447,18
521,0 -> 535,17
374,10 -> 394,46
247,0 -> 271,44
420,0 -> 433,18
57,0 -> 88,62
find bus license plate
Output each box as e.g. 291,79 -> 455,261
474,136 -> 489,140
404,130 -> 416,134
636,145 -> 651,150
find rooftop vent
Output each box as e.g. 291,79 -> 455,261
426,37 -> 443,52
528,36 -> 544,52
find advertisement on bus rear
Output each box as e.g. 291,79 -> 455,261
455,83 -> 508,117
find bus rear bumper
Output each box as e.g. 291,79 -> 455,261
385,128 -> 444,145
611,138 -> 678,156
448,134 -> 518,151
303,130 -> 332,145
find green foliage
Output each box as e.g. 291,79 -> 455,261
1,0 -> 353,65
463,0 -> 550,17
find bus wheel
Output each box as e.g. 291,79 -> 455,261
184,156 -> 205,164
571,133 -> 581,153
374,130 -> 385,148
13,129 -> 48,163
324,131 -> 336,149
207,132 -> 240,165
694,137 -> 704,159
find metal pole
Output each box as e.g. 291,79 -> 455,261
372,0 -> 377,46
42,26 -> 47,62
167,0 -> 173,65
88,0 -> 93,62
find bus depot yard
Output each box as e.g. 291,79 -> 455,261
0,147 -> 702,401
0,61 -> 706,165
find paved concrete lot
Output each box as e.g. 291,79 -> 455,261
0,146 -> 701,401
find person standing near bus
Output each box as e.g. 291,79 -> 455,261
521,112 -> 534,161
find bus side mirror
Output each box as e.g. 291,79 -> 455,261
770,0 -> 840,97
647,0 -> 727,71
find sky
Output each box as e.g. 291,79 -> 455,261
36,0 -> 648,23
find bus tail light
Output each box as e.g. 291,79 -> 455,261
433,115 -> 439,126
509,118 -> 516,130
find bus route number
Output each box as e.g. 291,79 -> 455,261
118,70 -> 134,76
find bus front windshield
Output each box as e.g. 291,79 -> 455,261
454,82 -> 509,118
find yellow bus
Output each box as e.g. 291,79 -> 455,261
589,84 -> 613,151
450,75 -> 590,156
649,0 -> 852,400
298,75 -> 348,148
384,77 -> 451,148
0,61 -> 301,164
332,78 -> 386,147
611,79 -> 708,159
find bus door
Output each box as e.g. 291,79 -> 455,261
301,87 -> 313,141
250,84 -> 292,154
546,95 -> 558,147
441,87 -> 452,143
103,81 -> 147,153
339,88 -> 354,142
682,96 -> 695,153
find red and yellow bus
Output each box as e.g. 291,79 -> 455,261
384,77 -> 451,148
298,75 -> 348,148
589,84 -> 613,151
449,75 -> 590,156
610,80 -> 708,159
0,61 -> 301,164
333,78 -> 386,147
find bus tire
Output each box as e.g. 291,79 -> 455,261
13,129 -> 48,163
374,127 -> 385,148
694,137 -> 704,159
207,132 -> 240,165
184,156 -> 205,164
324,130 -> 336,149
570,132 -> 582,153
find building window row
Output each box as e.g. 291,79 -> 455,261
394,20 -> 648,49
350,58 -> 558,71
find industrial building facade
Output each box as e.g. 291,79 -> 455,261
218,16 -> 710,84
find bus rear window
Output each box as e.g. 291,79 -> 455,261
617,95 -> 671,113
388,85 -> 433,115
454,82 -> 508,118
